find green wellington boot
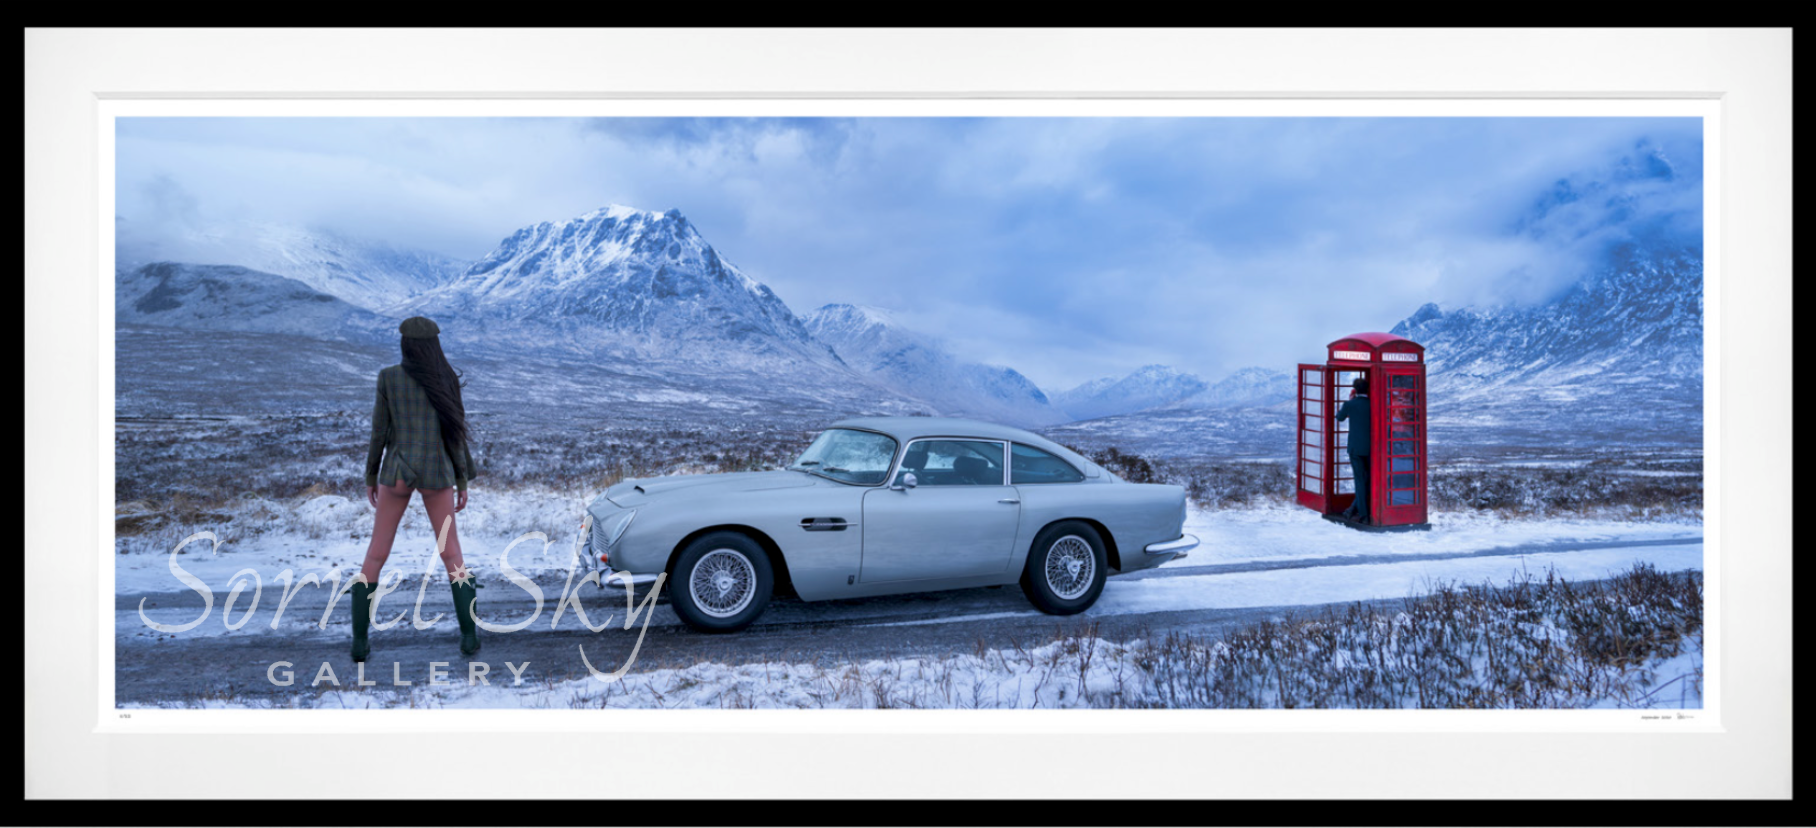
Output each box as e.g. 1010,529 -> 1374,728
449,573 -> 483,656
350,581 -> 377,662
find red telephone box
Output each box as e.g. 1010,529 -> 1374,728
1296,332 -> 1431,532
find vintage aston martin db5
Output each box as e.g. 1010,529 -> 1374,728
581,417 -> 1197,632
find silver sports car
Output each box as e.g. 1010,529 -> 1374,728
582,416 -> 1198,632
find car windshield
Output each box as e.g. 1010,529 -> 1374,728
789,428 -> 898,486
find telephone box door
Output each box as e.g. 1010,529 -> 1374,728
1295,364 -> 1336,513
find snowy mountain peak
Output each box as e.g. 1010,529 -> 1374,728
1131,364 -> 1191,381
1172,366 -> 1295,409
1383,241 -> 1703,445
579,204 -> 669,223
804,304 -> 906,342
813,303 -> 896,323
803,303 -> 1066,427
1053,364 -> 1209,421
450,205 -> 771,304
370,203 -> 854,373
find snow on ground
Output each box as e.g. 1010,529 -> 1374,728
1586,641 -> 1704,710
1171,503 -> 1701,569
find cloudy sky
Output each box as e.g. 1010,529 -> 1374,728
114,116 -> 1703,391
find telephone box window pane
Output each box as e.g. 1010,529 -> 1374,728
1390,390 -> 1420,407
1336,448 -> 1349,464
1303,400 -> 1322,416
1391,474 -> 1418,489
1305,415 -> 1323,433
1303,370 -> 1321,384
1391,440 -> 1418,455
1392,407 -> 1421,423
1391,375 -> 1418,389
1303,460 -> 1321,479
1303,383 -> 1323,400
1337,478 -> 1354,494
1303,429 -> 1322,448
1391,457 -> 1418,472
1390,424 -> 1418,439
1304,476 -> 1322,494
1391,490 -> 1418,505
1302,445 -> 1321,462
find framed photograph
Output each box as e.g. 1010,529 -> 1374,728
27,28 -> 1791,803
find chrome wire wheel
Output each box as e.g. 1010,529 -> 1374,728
1044,535 -> 1095,600
688,549 -> 757,618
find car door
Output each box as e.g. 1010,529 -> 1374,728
860,438 -> 1020,583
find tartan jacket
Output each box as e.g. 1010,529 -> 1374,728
364,364 -> 476,492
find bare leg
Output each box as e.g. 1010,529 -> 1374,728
419,486 -> 466,577
360,481 -> 413,584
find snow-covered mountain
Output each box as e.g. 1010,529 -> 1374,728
1052,365 -> 1209,421
1392,244 -> 1703,395
1173,367 -> 1296,409
116,220 -> 466,312
802,304 -> 1068,427
409,206 -> 844,370
116,262 -> 389,342
1388,243 -> 1704,446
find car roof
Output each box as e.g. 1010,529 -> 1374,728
827,416 -> 1107,477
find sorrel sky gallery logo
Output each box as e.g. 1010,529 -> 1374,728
137,524 -> 667,686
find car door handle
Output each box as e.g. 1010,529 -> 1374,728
998,498 -> 1020,505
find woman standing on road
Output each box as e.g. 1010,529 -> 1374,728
353,316 -> 481,662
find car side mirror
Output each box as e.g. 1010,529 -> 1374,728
891,471 -> 918,491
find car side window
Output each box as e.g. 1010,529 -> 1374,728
901,440 -> 1006,486
1010,443 -> 1085,484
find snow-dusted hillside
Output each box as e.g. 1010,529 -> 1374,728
802,304 -> 1068,427
1393,244 -> 1703,397
116,220 -> 465,312
1391,243 -> 1703,447
1053,364 -> 1208,421
1173,367 -> 1296,409
409,206 -> 843,369
115,262 -> 390,343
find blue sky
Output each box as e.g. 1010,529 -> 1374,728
115,116 -> 1703,391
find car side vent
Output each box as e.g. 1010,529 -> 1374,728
799,517 -> 849,532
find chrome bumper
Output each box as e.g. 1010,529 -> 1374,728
602,570 -> 663,592
1144,534 -> 1198,559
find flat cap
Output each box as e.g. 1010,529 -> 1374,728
399,316 -> 441,339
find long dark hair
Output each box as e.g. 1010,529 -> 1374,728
400,335 -> 470,450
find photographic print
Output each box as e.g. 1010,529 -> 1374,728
109,109 -> 1708,712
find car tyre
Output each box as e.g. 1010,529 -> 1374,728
669,531 -> 774,633
1020,521 -> 1108,615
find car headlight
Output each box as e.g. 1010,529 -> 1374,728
603,509 -> 637,551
